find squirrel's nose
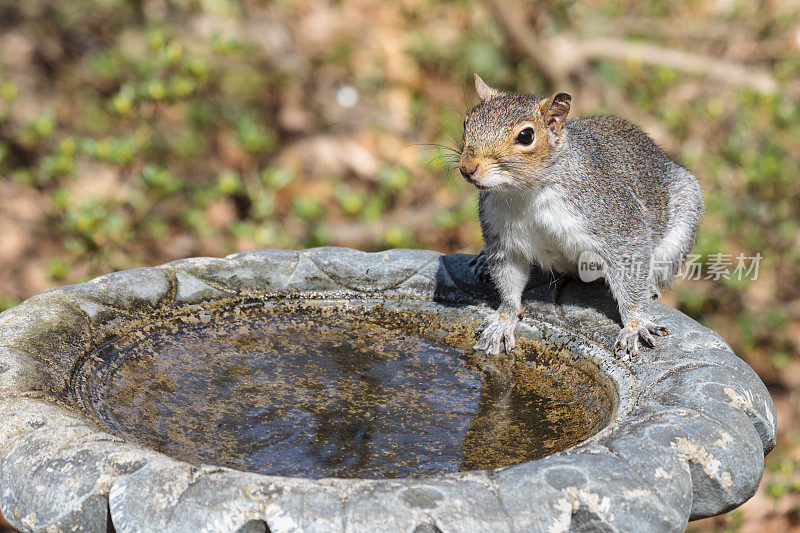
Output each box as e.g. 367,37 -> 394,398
459,160 -> 479,178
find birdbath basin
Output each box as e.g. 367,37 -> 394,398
87,300 -> 616,480
0,248 -> 776,532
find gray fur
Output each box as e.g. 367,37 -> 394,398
461,88 -> 703,356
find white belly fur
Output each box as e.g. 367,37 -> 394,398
483,186 -> 596,274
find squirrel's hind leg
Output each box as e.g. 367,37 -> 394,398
603,253 -> 669,357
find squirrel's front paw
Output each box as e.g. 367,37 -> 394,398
614,320 -> 669,357
474,311 -> 519,355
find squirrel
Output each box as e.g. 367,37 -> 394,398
460,74 -> 703,357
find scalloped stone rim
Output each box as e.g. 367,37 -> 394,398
0,247 -> 776,533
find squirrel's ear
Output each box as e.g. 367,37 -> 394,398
539,92 -> 571,133
474,74 -> 501,102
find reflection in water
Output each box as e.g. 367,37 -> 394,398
461,361 -> 590,471
98,304 -> 610,479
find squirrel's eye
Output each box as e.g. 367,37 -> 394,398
516,127 -> 534,146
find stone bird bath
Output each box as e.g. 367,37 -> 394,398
0,248 -> 776,532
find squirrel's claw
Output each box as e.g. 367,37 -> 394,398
650,324 -> 669,336
474,311 -> 518,355
468,251 -> 481,269
615,321 -> 669,357
469,250 -> 491,284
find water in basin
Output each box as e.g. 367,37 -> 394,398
89,300 -> 614,479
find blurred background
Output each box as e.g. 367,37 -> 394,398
0,1 -> 798,531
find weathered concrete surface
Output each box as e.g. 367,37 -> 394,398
0,247 -> 776,532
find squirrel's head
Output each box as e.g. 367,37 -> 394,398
459,74 -> 571,191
